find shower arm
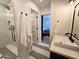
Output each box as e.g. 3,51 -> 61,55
0,2 -> 10,10
65,3 -> 79,43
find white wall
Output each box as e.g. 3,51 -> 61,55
12,0 -> 40,58
51,0 -> 79,40
51,0 -> 74,39
27,1 -> 41,42
72,0 -> 79,38
12,0 -> 40,44
25,0 -> 41,42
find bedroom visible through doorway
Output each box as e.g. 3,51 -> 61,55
41,14 -> 50,44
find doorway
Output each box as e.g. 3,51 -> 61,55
41,14 -> 50,44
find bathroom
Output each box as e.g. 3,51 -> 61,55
0,0 -> 79,59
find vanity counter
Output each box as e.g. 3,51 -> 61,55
50,34 -> 79,59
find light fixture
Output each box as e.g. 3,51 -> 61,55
40,0 -> 43,2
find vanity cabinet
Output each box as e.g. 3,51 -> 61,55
50,35 -> 79,59
50,52 -> 70,59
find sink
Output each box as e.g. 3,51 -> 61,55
54,42 -> 79,51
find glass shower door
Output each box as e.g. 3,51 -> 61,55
0,4 -> 11,48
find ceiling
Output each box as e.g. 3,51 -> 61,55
32,0 -> 77,9
52,0 -> 79,5
32,0 -> 75,9
32,0 -> 51,10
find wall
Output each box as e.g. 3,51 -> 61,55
12,0 -> 41,44
26,1 -> 41,42
25,0 -> 41,42
12,0 -> 40,44
73,0 -> 79,38
50,0 -> 79,42
50,0 -> 74,40
12,0 -> 40,58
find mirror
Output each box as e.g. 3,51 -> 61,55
0,0 -> 17,59
31,9 -> 38,43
